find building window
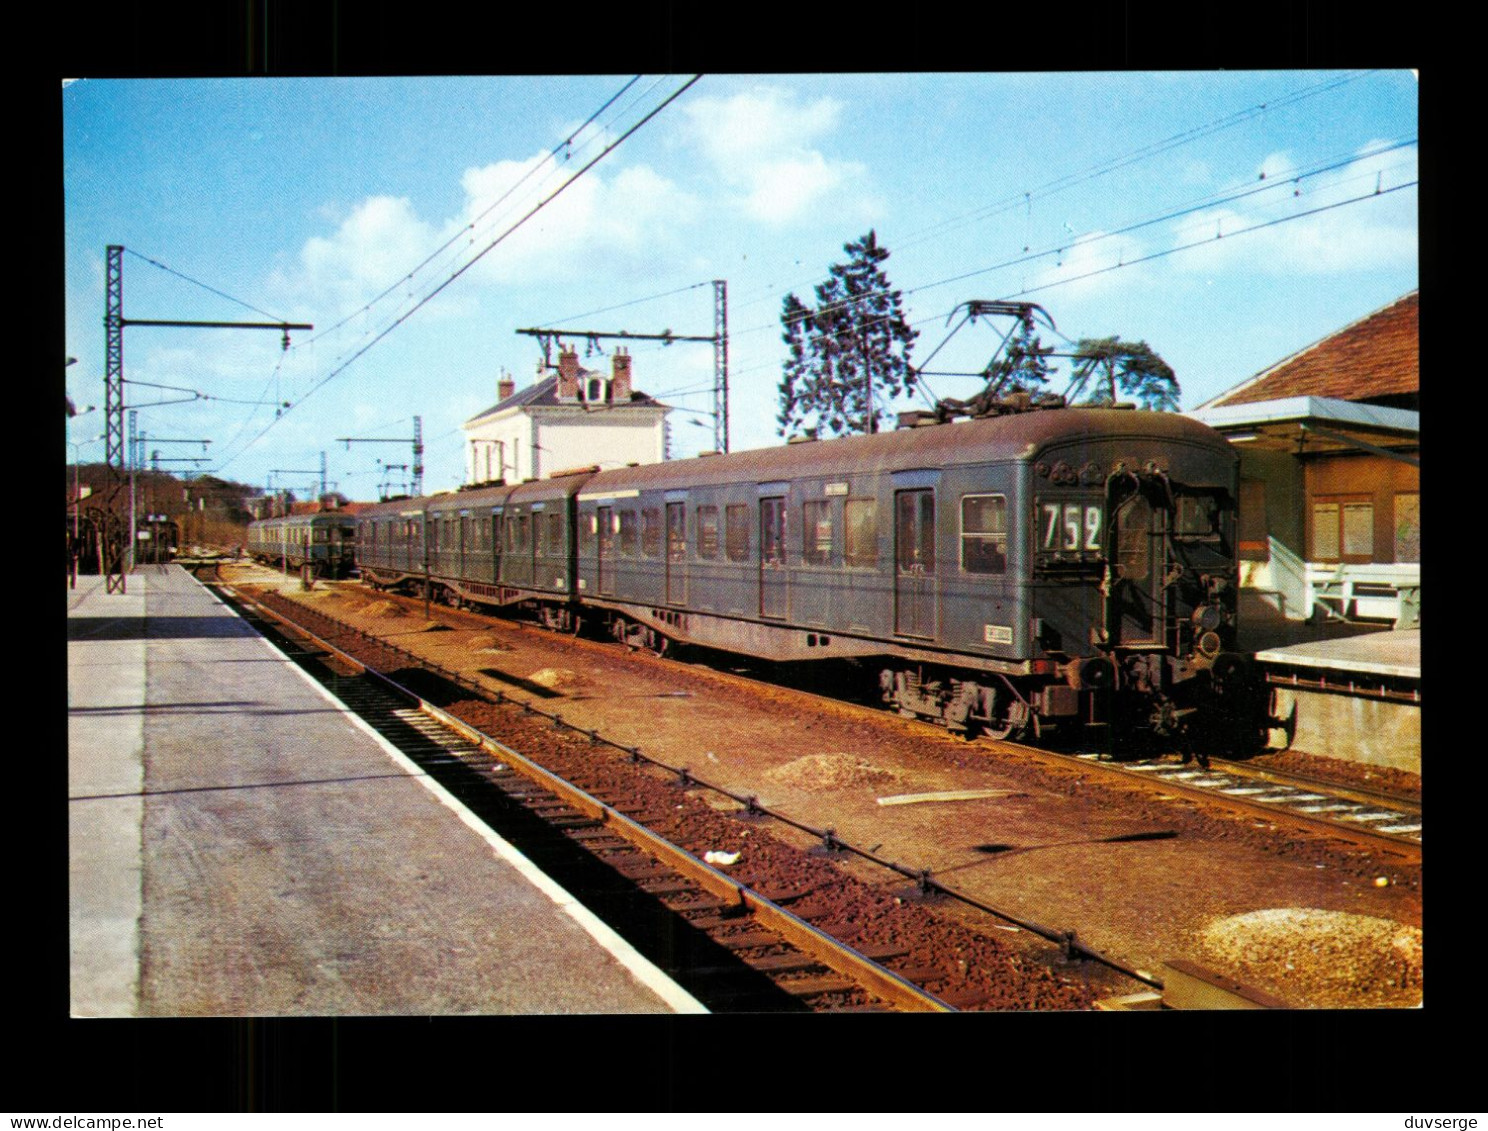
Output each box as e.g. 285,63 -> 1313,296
725,505 -> 751,562
960,494 -> 1007,574
1394,493 -> 1420,564
1311,497 -> 1374,563
803,500 -> 833,565
844,499 -> 878,568
696,505 -> 720,560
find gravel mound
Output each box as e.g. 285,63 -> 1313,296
528,667 -> 580,689
1195,908 -> 1422,1008
764,753 -> 900,791
362,600 -> 405,618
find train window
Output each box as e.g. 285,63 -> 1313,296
725,505 -> 751,562
545,512 -> 563,554
896,490 -> 935,574
1114,495 -> 1152,574
697,506 -> 720,560
761,498 -> 787,566
1175,494 -> 1220,537
803,500 -> 833,565
960,494 -> 1007,574
667,504 -> 686,563
642,508 -> 662,557
844,499 -> 878,567
618,509 -> 638,556
517,515 -> 530,552
314,527 -> 329,543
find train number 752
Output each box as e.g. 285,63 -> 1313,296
1042,502 -> 1102,551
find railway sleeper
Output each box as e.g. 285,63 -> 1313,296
779,974 -> 861,997
709,931 -> 784,951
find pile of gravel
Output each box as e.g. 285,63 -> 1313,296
1195,908 -> 1422,1008
764,752 -> 901,791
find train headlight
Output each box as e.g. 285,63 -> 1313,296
1191,605 -> 1223,633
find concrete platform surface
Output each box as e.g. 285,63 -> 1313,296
68,565 -> 702,1016
1255,628 -> 1420,680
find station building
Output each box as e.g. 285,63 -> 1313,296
1189,291 -> 1419,640
462,347 -> 671,486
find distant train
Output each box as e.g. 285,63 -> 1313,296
246,512 -> 357,578
135,514 -> 180,565
349,405 -> 1269,751
68,511 -> 178,571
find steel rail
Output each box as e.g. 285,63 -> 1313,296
233,576 -> 1161,991
220,581 -> 956,1013
1020,747 -> 1422,862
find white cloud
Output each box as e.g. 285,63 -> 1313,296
269,154 -> 699,331
1025,230 -> 1152,301
1169,142 -> 1418,276
441,153 -> 698,283
680,86 -> 867,224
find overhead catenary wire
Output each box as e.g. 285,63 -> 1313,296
720,138 -> 1419,357
305,75 -> 648,348
213,75 -> 701,477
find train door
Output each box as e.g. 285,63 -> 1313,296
665,501 -> 687,604
759,495 -> 787,618
597,505 -> 616,595
894,488 -> 936,638
1108,485 -> 1169,647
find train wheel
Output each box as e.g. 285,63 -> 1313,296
983,697 -> 1030,742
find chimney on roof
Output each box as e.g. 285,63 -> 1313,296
557,346 -> 580,400
498,373 -> 515,402
611,348 -> 632,401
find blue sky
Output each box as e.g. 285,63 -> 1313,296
62,71 -> 1418,501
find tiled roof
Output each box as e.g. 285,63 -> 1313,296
466,375 -> 668,424
1201,291 -> 1418,409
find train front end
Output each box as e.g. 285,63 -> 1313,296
1025,412 -> 1264,752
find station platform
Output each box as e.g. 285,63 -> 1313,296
1254,629 -> 1420,774
1255,627 -> 1421,682
67,564 -> 703,1016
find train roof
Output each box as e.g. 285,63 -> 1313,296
349,408 -> 1230,518
249,511 -> 357,527
580,407 -> 1230,495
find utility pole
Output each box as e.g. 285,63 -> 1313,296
516,279 -> 730,453
336,417 -> 423,498
101,245 -> 312,593
269,466 -> 324,509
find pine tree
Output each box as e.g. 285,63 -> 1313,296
1066,336 -> 1180,411
986,321 -> 1056,395
776,231 -> 919,437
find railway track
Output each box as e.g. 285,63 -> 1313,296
1103,755 -> 1421,848
207,567 -> 1426,1002
214,577 -> 1104,1011
230,567 -> 1421,865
